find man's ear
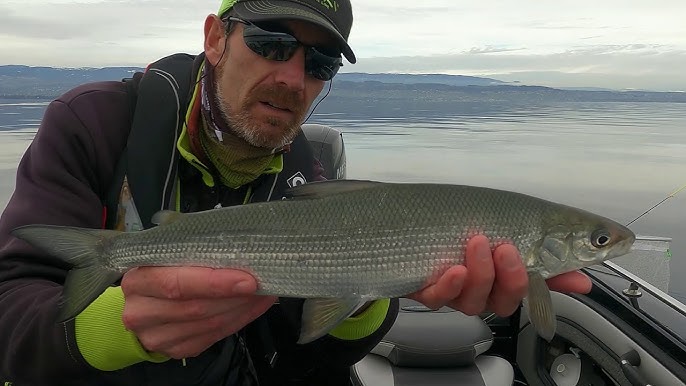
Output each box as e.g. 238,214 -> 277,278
204,15 -> 227,66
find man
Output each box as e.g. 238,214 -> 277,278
0,0 -> 591,385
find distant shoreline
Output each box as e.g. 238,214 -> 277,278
2,65 -> 685,103
2,83 -> 685,105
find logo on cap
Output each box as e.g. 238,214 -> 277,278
315,0 -> 339,11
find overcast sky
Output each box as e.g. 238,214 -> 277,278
1,0 -> 685,91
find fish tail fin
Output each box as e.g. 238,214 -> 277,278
11,225 -> 123,322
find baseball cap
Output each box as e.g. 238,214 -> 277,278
218,0 -> 356,63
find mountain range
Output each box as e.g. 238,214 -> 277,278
1,64 -> 684,104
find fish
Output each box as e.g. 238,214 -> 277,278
10,179 -> 636,344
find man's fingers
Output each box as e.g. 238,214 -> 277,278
133,296 -> 277,357
123,296 -> 260,330
450,235 -> 496,315
546,271 -> 592,294
121,266 -> 258,299
409,265 -> 467,309
487,243 -> 529,316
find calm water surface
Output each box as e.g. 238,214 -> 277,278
1,99 -> 684,305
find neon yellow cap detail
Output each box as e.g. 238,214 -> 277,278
218,0 -> 238,16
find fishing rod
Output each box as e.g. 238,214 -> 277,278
625,182 -> 686,227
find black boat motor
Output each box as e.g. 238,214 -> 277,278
301,123 -> 347,180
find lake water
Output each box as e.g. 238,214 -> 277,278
1,98 -> 685,306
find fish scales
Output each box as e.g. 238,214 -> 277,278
103,184 -> 548,297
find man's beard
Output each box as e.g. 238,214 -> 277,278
213,68 -> 307,149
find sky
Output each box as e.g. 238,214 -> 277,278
1,0 -> 685,91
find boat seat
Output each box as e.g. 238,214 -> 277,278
351,299 -> 514,386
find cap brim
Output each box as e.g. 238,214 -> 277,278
232,0 -> 356,64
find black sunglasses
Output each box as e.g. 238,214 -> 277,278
225,16 -> 343,81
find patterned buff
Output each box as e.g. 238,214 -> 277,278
198,65 -> 277,189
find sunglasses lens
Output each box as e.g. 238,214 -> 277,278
245,41 -> 299,61
243,23 -> 300,62
306,48 -> 342,81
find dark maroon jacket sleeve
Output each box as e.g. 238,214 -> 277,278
0,82 -> 130,383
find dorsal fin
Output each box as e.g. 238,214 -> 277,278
151,210 -> 184,226
285,179 -> 384,199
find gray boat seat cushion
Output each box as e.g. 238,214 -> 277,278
352,354 -> 515,386
351,299 -> 515,386
371,299 -> 494,367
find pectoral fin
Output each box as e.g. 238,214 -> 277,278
298,298 -> 366,344
524,272 -> 557,342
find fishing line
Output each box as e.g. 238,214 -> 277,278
585,266 -> 623,279
625,182 -> 686,227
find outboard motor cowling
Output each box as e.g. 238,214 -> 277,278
301,123 -> 347,180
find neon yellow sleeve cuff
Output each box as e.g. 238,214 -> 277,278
328,299 -> 391,341
75,286 -> 169,371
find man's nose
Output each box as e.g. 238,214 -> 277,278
273,47 -> 307,90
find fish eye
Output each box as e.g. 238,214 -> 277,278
591,229 -> 612,248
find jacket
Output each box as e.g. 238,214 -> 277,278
0,53 -> 399,386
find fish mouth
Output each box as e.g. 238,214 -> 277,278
606,233 -> 636,259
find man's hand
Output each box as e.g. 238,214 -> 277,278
407,235 -> 593,316
120,267 -> 276,359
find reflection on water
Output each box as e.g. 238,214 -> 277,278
1,99 -> 685,304
0,100 -> 47,131
322,102 -> 686,305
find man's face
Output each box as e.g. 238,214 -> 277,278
208,17 -> 338,149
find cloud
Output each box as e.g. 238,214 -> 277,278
0,0 -> 215,66
466,46 -> 525,54
567,44 -> 668,55
524,20 -> 615,31
346,0 -> 686,58
0,0 -> 684,90
0,1 -> 201,39
0,5 -> 83,40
